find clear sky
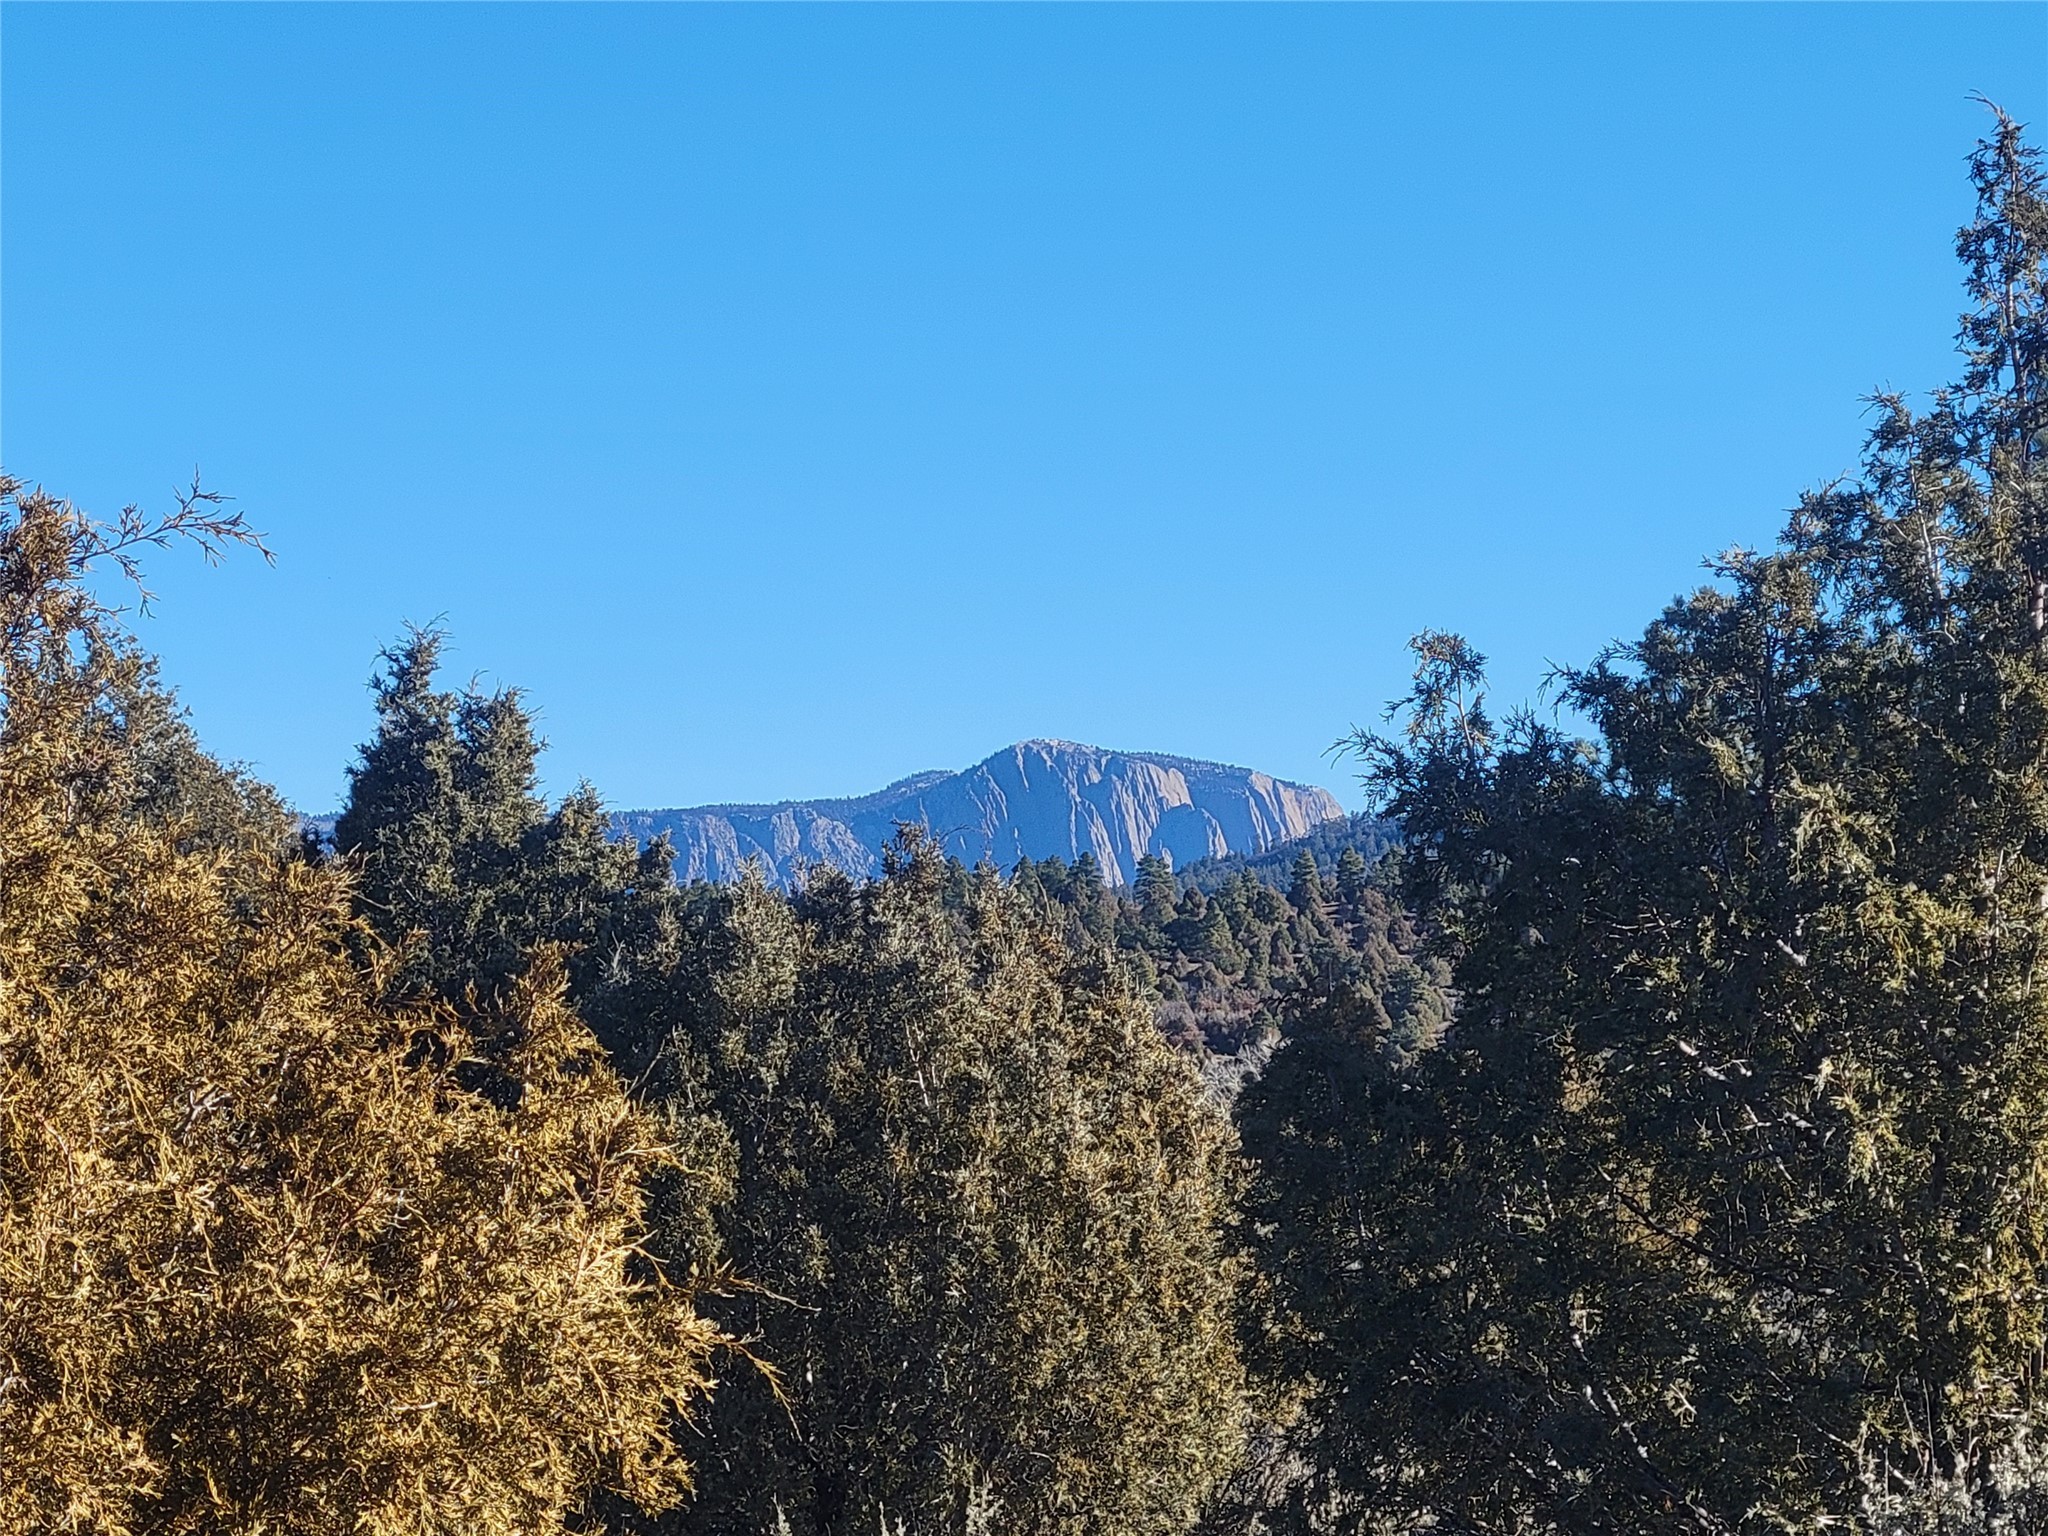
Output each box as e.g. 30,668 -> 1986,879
6,4 -> 2046,814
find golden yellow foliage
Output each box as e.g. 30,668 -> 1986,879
0,480 -> 720,1534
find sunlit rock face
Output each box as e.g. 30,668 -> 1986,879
612,740 -> 1345,888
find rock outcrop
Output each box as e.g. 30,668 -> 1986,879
612,740 -> 1345,888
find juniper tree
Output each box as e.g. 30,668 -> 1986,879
332,650 -> 1251,1534
332,629 -> 678,1032
330,630 -> 734,1285
646,839 -> 1248,1536
0,479 -> 719,1535
1245,111 -> 2048,1534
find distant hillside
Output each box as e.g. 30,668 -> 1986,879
1175,811 -> 1397,895
611,740 -> 1345,888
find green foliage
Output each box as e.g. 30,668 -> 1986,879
28,109 -> 2044,1536
332,628 -> 671,1012
1173,814 -> 1394,898
1013,844 -> 1446,1093
1284,851 -> 1322,915
1136,853 -> 1180,926
634,839 -> 1249,1536
333,643 -> 1259,1535
1249,110 -> 2048,1533
113,659 -> 299,857
1331,846 -> 1369,906
331,631 -> 735,1287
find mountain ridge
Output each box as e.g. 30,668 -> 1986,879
611,739 -> 1345,888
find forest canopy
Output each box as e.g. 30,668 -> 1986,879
2,111 -> 2045,1536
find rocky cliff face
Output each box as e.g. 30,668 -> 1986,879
612,741 -> 1345,888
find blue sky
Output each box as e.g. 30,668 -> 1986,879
6,4 -> 2045,814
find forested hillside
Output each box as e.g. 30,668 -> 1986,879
999,839 -> 1445,1099
1172,811 -> 1396,895
4,114 -> 2045,1536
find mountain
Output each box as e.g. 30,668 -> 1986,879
611,740 -> 1346,888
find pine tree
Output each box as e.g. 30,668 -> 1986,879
1332,845 -> 1369,907
1197,900 -> 1249,978
1285,850 -> 1322,913
1136,852 -> 1180,927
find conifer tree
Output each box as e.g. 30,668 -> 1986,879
330,631 -> 734,1288
1197,900 -> 1250,978
1332,846 -> 1369,907
332,629 -> 675,1031
649,839 -> 1248,1536
1247,112 -> 2048,1533
0,480 -> 719,1534
1285,850 -> 1323,914
1136,852 -> 1181,927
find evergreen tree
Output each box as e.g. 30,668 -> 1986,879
1332,846 -> 1369,907
331,631 -> 732,1286
332,628 -> 672,1032
1197,900 -> 1249,978
1247,113 -> 2048,1532
108,656 -> 299,858
1136,852 -> 1180,927
1034,844 -> 1452,1088
0,480 -> 718,1534
647,838 -> 1248,1536
1285,850 -> 1323,913
1009,854 -> 1048,908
